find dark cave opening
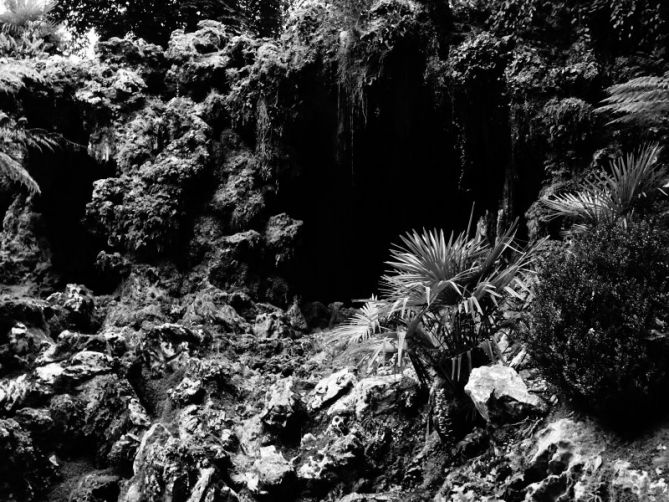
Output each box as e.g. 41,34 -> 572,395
28,147 -> 110,289
279,54 -> 512,304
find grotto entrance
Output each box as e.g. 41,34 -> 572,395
279,70 -> 509,304
28,147 -> 111,290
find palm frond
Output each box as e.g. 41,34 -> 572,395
329,297 -> 384,344
331,213 -> 542,386
0,0 -> 57,29
543,143 -> 667,232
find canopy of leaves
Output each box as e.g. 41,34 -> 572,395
52,0 -> 284,45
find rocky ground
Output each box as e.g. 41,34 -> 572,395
2,275 -> 669,501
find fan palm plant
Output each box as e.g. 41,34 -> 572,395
333,217 -> 541,392
0,0 -> 61,56
0,0 -> 57,32
543,143 -> 668,233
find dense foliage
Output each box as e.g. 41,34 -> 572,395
52,0 -> 285,44
527,219 -> 669,420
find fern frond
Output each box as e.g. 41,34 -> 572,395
598,74 -> 669,124
0,150 -> 39,193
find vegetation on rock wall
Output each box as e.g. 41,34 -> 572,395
1,0 -> 669,499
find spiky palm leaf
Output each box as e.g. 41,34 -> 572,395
0,0 -> 57,32
598,74 -> 669,124
333,218 -> 542,389
543,143 -> 667,232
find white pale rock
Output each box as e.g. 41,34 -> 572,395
63,351 -> 114,381
327,374 -> 405,419
465,364 -> 543,423
308,368 -> 357,411
250,446 -> 294,493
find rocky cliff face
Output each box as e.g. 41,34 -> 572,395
1,0 -> 669,500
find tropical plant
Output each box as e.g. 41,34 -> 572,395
0,0 -> 62,56
598,74 -> 669,125
542,143 -> 668,234
0,114 -> 59,194
333,216 -> 542,394
0,0 -> 57,32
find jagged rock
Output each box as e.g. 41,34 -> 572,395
47,284 -> 98,330
337,494 -> 410,502
0,322 -> 52,372
521,419 -> 605,501
0,197 -> 55,289
286,300 -> 308,332
169,376 -> 205,405
327,374 -> 420,419
139,323 -> 209,375
62,351 -> 115,382
264,213 -> 303,267
108,433 -> 141,474
179,286 -> 249,332
49,394 -> 86,453
0,419 -> 58,501
261,376 -> 304,432
298,432 -> 364,485
465,364 -> 544,423
249,445 -> 296,496
14,407 -> 54,438
308,368 -> 357,412
68,472 -> 121,502
34,362 -> 65,386
76,374 -> 150,463
0,374 -> 35,412
606,461 -> 669,501
253,312 -> 292,339
122,422 -> 230,502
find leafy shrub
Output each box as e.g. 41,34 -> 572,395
527,219 -> 669,420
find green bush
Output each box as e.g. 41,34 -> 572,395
527,219 -> 669,420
